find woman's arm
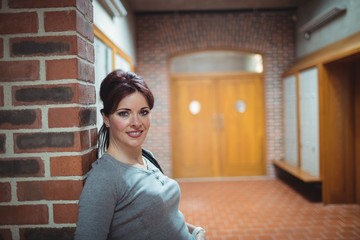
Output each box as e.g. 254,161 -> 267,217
187,223 -> 207,240
75,167 -> 118,240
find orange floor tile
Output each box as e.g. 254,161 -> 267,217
178,178 -> 360,240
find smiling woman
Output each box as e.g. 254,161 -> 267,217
103,91 -> 152,161
75,70 -> 207,240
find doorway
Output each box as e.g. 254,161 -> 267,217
321,53 -> 360,204
171,73 -> 266,178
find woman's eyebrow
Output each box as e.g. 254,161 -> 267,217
115,107 -> 149,111
115,108 -> 131,111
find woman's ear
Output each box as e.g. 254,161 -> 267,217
102,112 -> 110,127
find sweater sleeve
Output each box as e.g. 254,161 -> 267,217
75,162 -> 120,240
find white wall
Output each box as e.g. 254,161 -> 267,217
93,0 -> 137,63
296,0 -> 360,58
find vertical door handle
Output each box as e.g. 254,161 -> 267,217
212,114 -> 218,130
219,113 -> 224,130
213,113 -> 224,130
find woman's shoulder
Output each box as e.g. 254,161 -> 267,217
87,153 -> 124,177
92,153 -> 118,167
82,154 -> 128,196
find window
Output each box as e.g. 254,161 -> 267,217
93,25 -> 133,131
171,50 -> 263,74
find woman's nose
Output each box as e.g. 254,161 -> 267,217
130,114 -> 141,126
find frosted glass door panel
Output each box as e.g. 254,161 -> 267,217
299,67 -> 319,177
283,75 -> 298,167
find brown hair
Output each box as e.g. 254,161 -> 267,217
98,70 -> 154,156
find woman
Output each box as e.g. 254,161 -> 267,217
75,70 -> 207,240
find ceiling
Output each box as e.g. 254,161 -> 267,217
125,0 -> 308,13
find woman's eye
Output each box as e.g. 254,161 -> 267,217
118,111 -> 129,117
140,110 -> 150,116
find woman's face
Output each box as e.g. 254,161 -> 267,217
104,91 -> 151,150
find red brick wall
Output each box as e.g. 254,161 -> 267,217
135,11 -> 296,176
0,0 -> 95,239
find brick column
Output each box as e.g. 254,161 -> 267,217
0,0 -> 96,239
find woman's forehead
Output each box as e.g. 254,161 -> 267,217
117,92 -> 149,108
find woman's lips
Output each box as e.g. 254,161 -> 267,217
127,131 -> 143,138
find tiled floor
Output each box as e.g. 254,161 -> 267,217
178,177 -> 360,240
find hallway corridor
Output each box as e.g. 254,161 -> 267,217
178,179 -> 360,240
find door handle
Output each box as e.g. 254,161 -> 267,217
212,113 -> 224,130
212,114 -> 218,130
219,113 -> 224,130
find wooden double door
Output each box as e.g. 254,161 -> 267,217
171,74 -> 265,178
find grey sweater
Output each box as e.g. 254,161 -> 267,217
75,153 -> 193,240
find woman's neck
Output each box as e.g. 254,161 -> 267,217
107,144 -> 143,166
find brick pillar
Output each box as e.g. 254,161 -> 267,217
0,0 -> 96,239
